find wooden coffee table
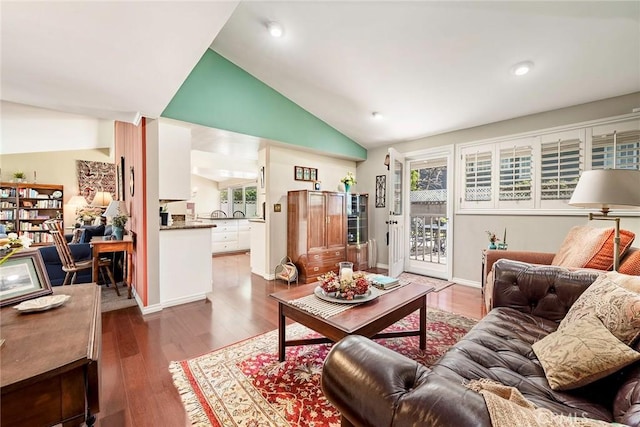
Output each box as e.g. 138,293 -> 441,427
270,282 -> 434,361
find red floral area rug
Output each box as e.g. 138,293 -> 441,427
169,309 -> 476,427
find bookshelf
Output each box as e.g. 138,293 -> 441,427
0,182 -> 63,245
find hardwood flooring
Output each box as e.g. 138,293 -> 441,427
97,253 -> 483,426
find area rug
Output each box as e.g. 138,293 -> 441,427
398,272 -> 454,292
100,283 -> 137,313
169,309 -> 476,426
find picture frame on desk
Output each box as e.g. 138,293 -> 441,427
0,250 -> 52,307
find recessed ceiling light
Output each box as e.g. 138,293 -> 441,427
267,21 -> 284,38
511,61 -> 534,76
371,112 -> 383,120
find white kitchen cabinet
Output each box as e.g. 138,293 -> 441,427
211,219 -> 251,254
159,122 -> 191,200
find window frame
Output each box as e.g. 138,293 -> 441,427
456,114 -> 640,215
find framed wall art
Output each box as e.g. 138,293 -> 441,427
0,250 -> 53,307
294,166 -> 318,182
375,175 -> 386,208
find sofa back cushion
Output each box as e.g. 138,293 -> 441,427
551,226 -> 635,271
79,224 -> 105,243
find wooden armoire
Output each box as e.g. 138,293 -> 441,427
287,190 -> 346,284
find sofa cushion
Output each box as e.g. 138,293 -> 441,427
429,307 -> 614,421
559,274 -> 640,345
620,249 -> 640,276
79,224 -> 105,243
551,226 -> 635,270
533,316 -> 640,391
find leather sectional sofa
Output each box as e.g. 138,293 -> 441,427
321,260 -> 640,426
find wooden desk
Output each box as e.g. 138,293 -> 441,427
91,235 -> 134,299
1,285 -> 101,427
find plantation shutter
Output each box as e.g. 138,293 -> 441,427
541,137 -> 582,200
464,150 -> 492,201
592,129 -> 640,170
499,145 -> 532,201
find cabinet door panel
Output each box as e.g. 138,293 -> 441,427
307,192 -> 326,250
326,192 -> 345,248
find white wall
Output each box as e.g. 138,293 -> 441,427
191,174 -> 219,216
357,92 -> 640,284
1,101 -> 113,154
0,102 -> 115,228
267,145 -> 356,272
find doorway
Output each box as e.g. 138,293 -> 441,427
405,150 -> 453,279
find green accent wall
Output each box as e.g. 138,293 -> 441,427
162,50 -> 366,160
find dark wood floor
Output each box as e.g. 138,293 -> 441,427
97,253 -> 483,426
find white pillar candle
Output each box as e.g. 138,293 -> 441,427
340,267 -> 353,282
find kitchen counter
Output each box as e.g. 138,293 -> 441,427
160,221 -> 217,230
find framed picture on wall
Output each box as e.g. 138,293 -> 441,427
295,166 -> 303,181
375,175 -> 386,208
310,169 -> 317,181
303,168 -> 310,181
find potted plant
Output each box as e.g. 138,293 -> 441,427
12,172 -> 25,183
111,214 -> 128,240
340,172 -> 357,193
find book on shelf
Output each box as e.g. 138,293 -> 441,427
367,274 -> 401,290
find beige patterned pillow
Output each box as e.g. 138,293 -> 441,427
533,316 -> 640,391
70,227 -> 84,244
559,274 -> 640,345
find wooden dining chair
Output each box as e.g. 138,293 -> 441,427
43,220 -> 119,295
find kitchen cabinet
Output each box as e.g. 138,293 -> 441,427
158,122 -> 191,201
287,190 -> 346,283
211,219 -> 251,254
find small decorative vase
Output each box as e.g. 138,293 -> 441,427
488,242 -> 497,250
344,183 -> 351,193
113,226 -> 124,240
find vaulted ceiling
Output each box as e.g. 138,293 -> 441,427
2,1 -> 639,151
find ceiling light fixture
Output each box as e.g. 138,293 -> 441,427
267,21 -> 284,38
371,112 -> 383,120
511,61 -> 534,76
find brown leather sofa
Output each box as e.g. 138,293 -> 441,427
321,260 -> 640,426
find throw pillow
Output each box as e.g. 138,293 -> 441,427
533,316 -> 640,391
70,227 -> 84,244
559,274 -> 640,345
620,250 -> 640,276
79,224 -> 105,244
551,226 -> 635,270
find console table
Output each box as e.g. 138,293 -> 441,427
0,284 -> 101,427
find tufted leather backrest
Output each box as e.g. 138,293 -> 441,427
492,259 -> 602,323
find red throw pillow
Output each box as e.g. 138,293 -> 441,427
620,249 -> 640,276
552,226 -> 635,271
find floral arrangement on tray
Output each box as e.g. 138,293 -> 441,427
319,270 -> 370,300
0,233 -> 32,265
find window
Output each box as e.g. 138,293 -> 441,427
457,117 -> 639,213
540,132 -> 583,201
499,145 -> 532,201
219,185 -> 258,217
592,129 -> 640,170
464,150 -> 492,202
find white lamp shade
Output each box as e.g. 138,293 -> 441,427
103,200 -> 129,217
569,169 -> 640,211
67,195 -> 88,207
92,191 -> 113,207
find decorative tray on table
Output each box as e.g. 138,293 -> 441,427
314,286 -> 377,304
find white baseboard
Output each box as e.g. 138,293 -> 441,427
452,277 -> 481,288
161,293 -> 207,309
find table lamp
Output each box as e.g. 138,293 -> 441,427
103,200 -> 129,218
569,169 -> 640,271
91,191 -> 113,207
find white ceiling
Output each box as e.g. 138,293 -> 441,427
1,1 -> 639,155
213,2 -> 640,147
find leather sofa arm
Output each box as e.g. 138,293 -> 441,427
321,335 -> 491,427
483,250 -> 556,283
491,259 -> 601,322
